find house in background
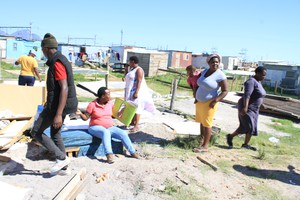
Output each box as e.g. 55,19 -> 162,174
162,50 -> 192,68
58,43 -> 109,65
0,29 -> 42,60
222,56 -> 240,70
111,46 -> 147,64
127,50 -> 168,77
0,36 -> 41,60
261,62 -> 300,93
191,53 -> 209,69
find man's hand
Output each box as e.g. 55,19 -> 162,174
133,92 -> 138,99
53,114 -> 63,129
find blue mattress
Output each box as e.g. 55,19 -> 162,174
44,128 -> 123,157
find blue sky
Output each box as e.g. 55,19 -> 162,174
1,0 -> 300,64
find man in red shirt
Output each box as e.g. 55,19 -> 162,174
31,33 -> 78,174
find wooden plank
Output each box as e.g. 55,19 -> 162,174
0,117 -> 34,150
196,156 -> 218,171
0,155 -> 11,162
0,120 -> 17,135
0,117 -> 32,121
53,168 -> 87,200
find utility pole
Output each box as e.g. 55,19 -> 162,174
120,29 -> 123,46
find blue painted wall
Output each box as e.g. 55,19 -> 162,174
4,38 -> 41,60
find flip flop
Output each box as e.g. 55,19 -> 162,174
129,128 -> 139,133
192,147 -> 208,153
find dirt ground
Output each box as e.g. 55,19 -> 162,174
1,94 -> 300,200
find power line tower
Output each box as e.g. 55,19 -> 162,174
239,48 -> 247,62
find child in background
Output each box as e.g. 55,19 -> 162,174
186,65 -> 201,103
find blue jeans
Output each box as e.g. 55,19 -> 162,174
88,125 -> 136,155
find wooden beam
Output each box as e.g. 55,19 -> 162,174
53,168 -> 87,200
196,156 -> 218,171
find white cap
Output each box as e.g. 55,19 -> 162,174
30,49 -> 37,56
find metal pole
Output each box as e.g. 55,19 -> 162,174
0,47 -> 2,82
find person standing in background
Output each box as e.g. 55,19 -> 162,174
124,56 -> 156,132
15,49 -> 42,86
193,54 -> 228,153
226,67 -> 267,151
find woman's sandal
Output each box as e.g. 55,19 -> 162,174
192,147 -> 208,153
130,127 -> 139,133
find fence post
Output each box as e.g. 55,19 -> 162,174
170,78 -> 178,111
274,81 -> 278,95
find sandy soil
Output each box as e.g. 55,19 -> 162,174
0,95 -> 300,200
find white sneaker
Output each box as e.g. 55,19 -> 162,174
50,157 -> 70,173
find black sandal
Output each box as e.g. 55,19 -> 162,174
241,144 -> 257,151
226,134 -> 233,148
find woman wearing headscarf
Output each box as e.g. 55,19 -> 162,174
193,54 -> 228,152
226,67 -> 267,151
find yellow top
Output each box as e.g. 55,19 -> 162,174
17,55 -> 38,76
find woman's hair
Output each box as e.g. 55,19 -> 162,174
97,87 -> 108,98
255,66 -> 266,74
186,65 -> 196,72
129,56 -> 139,64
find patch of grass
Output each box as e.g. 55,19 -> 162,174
161,179 -> 203,200
146,78 -> 172,95
160,136 -> 200,150
249,183 -> 292,200
77,96 -> 95,102
270,119 -> 300,134
215,159 -> 232,174
257,147 -> 266,160
0,70 -> 19,80
0,61 -> 18,70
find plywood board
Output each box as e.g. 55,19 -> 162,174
0,84 -> 45,117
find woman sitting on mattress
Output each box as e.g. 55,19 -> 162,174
76,87 -> 139,164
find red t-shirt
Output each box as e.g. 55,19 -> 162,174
54,61 -> 67,80
187,71 -> 200,90
86,100 -> 114,128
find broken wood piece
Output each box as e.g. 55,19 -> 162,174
0,118 -> 34,150
53,168 -> 87,200
0,155 -> 11,162
0,117 -> 32,121
0,120 -> 17,135
175,174 -> 189,185
196,156 -> 218,171
96,172 -> 109,183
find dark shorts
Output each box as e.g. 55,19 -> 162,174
18,75 -> 35,86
